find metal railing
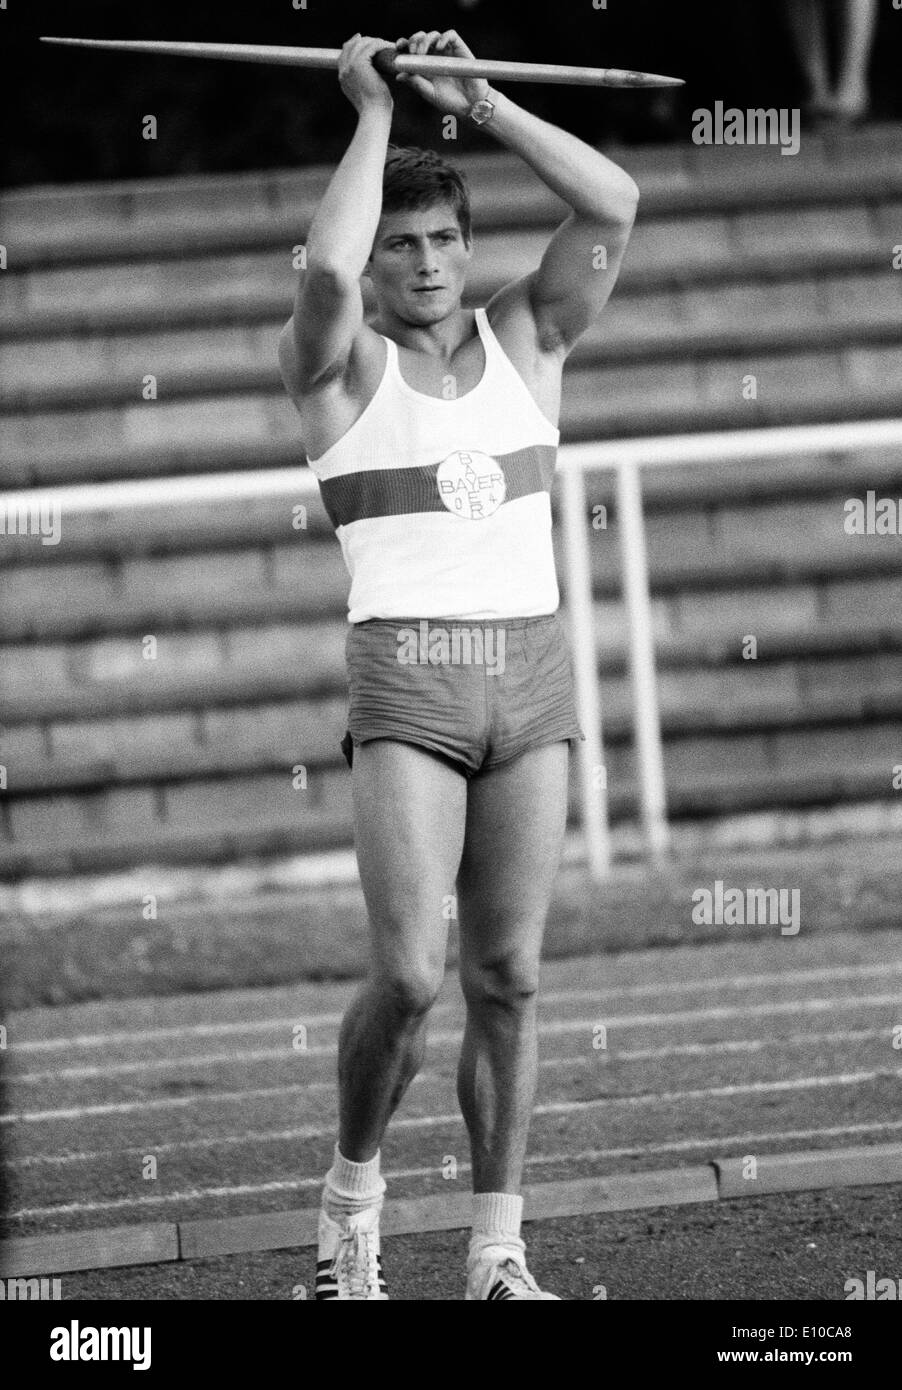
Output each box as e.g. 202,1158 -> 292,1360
559,419 -> 902,879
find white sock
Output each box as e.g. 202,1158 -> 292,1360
323,1143 -> 386,1214
469,1191 -> 526,1262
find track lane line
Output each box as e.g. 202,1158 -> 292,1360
5,1121 -> 902,1223
3,1061 -> 899,1128
5,1023 -> 893,1087
8,959 -> 902,1053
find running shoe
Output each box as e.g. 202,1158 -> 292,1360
465,1245 -> 561,1300
315,1201 -> 388,1300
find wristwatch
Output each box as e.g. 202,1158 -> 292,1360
467,97 -> 496,126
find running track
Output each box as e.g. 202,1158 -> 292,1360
2,926 -> 901,1257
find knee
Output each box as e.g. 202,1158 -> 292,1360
375,964 -> 444,1021
462,946 -> 541,1012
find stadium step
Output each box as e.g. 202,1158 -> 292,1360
2,124 -> 901,268
1,574 -> 900,724
2,721 -> 900,876
3,204 -> 898,344
4,444 -> 902,575
6,347 -> 902,488
2,491 -> 902,634
5,653 -> 902,795
4,269 -> 902,413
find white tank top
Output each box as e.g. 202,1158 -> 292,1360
306,306 -> 561,623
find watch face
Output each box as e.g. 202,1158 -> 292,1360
470,99 -> 494,124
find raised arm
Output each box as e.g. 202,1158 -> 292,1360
485,92 -> 639,353
395,29 -> 639,355
279,34 -> 395,396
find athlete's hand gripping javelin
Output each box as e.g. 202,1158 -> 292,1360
337,33 -> 398,114
393,29 -> 490,115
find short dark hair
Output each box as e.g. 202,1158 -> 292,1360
380,144 -> 472,245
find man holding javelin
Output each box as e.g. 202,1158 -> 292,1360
279,27 -> 638,1300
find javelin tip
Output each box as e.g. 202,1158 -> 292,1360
618,70 -> 685,88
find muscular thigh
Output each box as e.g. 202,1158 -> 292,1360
456,742 -> 570,963
352,739 -> 469,977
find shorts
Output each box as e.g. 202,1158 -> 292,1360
340,612 -> 585,779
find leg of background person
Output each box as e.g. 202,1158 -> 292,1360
833,0 -> 878,118
455,742 -> 570,1193
337,739 -> 469,1160
784,0 -> 834,108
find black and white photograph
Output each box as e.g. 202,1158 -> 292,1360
0,0 -> 900,1351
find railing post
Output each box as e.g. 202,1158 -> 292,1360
616,460 -> 671,864
560,461 -> 611,880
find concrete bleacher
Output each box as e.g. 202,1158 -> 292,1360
2,123 -> 902,874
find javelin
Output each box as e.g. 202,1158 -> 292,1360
39,37 -> 684,88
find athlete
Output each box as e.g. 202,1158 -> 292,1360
279,28 -> 638,1300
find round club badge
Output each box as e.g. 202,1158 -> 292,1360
436,450 -> 506,520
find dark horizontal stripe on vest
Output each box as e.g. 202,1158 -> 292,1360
317,445 -> 557,528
